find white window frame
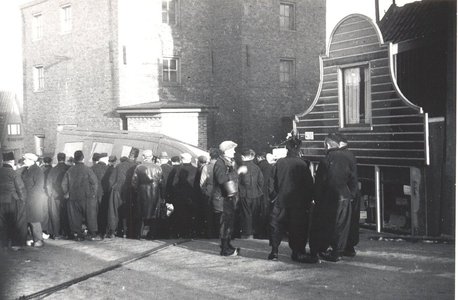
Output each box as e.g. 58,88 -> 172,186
7,124 -> 21,136
280,59 -> 295,84
162,0 -> 178,26
280,2 -> 295,31
337,63 -> 372,129
33,65 -> 45,91
162,57 -> 180,84
60,4 -> 72,34
33,13 -> 43,40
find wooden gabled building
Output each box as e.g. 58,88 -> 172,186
295,7 -> 455,237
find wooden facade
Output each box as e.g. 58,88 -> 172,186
295,14 -> 429,168
294,14 -> 448,236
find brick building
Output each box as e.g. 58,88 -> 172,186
21,0 -> 325,155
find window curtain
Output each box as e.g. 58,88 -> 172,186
344,68 -> 360,124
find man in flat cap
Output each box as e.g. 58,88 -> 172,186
200,148 -> 221,238
213,141 -> 247,256
0,152 -> 27,250
107,147 -> 139,238
22,153 -> 46,247
170,153 -> 198,238
46,152 -> 70,239
309,132 -> 358,262
268,135 -> 314,263
62,150 -> 100,241
91,153 -> 110,236
131,150 -> 164,239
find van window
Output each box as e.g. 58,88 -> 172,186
64,142 -> 84,159
90,142 -> 114,157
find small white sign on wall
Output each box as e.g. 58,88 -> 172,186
403,185 -> 412,196
305,131 -> 314,140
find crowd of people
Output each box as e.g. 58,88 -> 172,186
0,131 -> 360,263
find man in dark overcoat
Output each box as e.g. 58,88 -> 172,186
131,150 -> 164,239
46,153 -> 70,239
213,141 -> 246,256
336,132 -> 361,257
22,153 -> 46,247
268,137 -> 314,263
106,148 -> 139,238
200,148 -> 221,238
62,150 -> 100,241
171,153 -> 197,238
41,156 -> 53,235
0,152 -> 27,250
309,133 -> 358,262
91,153 -> 110,236
238,148 -> 264,239
256,152 -> 273,239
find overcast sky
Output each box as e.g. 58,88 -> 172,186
0,0 -> 416,99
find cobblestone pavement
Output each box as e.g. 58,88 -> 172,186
0,229 -> 454,300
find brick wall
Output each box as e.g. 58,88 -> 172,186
21,0 -> 120,156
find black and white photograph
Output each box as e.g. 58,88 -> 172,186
0,0 -> 455,299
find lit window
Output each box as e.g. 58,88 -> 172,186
280,3 -> 295,30
162,58 -> 179,83
61,5 -> 72,33
280,59 -> 295,84
162,0 -> 177,25
33,13 -> 43,40
340,66 -> 371,127
8,124 -> 21,136
34,66 -> 44,91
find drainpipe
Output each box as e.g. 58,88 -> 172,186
375,0 -> 380,24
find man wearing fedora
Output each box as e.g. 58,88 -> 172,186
22,153 -> 46,247
62,150 -> 100,241
0,152 -> 27,250
213,141 -> 247,256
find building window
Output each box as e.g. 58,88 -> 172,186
280,3 -> 295,30
340,66 -> 371,127
61,5 -> 72,33
33,13 -> 43,40
34,66 -> 44,91
280,59 -> 295,84
162,0 -> 177,25
7,124 -> 21,136
162,58 -> 179,83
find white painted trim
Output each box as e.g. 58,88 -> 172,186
424,113 -> 430,166
117,108 -> 203,114
388,43 -> 423,113
375,166 -> 382,233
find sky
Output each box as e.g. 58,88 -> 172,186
0,0 -> 416,101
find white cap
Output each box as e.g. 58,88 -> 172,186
180,153 -> 192,163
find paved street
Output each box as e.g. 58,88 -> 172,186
0,229 -> 454,300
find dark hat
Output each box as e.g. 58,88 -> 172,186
209,148 -> 221,160
43,156 -> 52,164
286,137 -> 302,151
74,150 -> 84,162
171,156 -> 181,163
92,153 -> 100,162
2,152 -> 15,161
256,152 -> 267,159
198,155 -> 208,164
327,133 -> 341,143
240,148 -> 254,157
57,152 -> 66,161
120,156 -> 128,162
99,153 -> 108,158
335,132 -> 348,144
108,155 -> 117,162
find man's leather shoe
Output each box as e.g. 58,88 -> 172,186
318,252 -> 340,262
268,252 -> 278,261
89,235 -> 103,241
221,247 -> 239,257
291,252 -> 317,263
342,247 -> 356,257
34,240 -> 44,248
